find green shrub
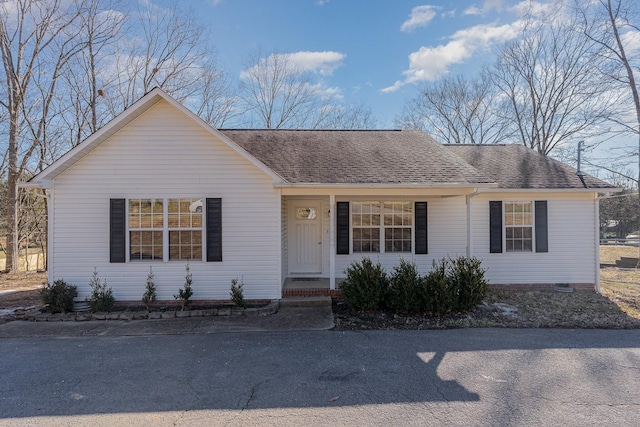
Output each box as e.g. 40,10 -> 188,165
340,258 -> 389,310
174,263 -> 193,310
388,259 -> 423,312
448,256 -> 489,311
421,258 -> 456,315
142,266 -> 157,309
86,268 -> 115,312
39,279 -> 77,313
230,277 -> 247,308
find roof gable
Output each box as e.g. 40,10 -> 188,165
29,88 -> 283,187
445,144 -> 616,190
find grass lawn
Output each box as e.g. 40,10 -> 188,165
600,245 -> 640,319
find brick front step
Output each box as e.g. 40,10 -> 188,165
282,288 -> 342,298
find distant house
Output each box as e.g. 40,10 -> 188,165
23,88 -> 616,301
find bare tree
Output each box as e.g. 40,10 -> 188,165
317,102 -> 377,130
397,72 -> 509,144
581,0 -> 640,264
60,0 -> 124,147
239,49 -> 326,129
190,61 -> 242,128
239,49 -> 375,129
491,8 -> 613,155
105,1 -> 213,115
0,0 -> 83,271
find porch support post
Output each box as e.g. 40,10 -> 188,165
466,194 -> 472,257
329,194 -> 336,290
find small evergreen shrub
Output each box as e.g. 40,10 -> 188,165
230,277 -> 247,308
86,268 -> 115,312
448,256 -> 489,311
340,258 -> 389,310
39,279 -> 77,313
421,258 -> 456,315
142,266 -> 157,310
174,263 -> 193,310
387,259 -> 423,312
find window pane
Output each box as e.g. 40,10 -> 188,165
140,214 -> 152,228
168,199 -> 180,214
372,214 -> 380,225
168,214 -> 179,228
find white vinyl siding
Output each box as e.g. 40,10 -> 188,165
472,193 -> 597,285
335,196 -> 468,277
51,100 -> 281,301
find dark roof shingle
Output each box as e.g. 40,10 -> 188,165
221,129 -> 493,185
445,144 -> 615,189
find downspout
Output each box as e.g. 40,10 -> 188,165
466,189 -> 480,257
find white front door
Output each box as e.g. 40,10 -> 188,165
288,201 -> 323,274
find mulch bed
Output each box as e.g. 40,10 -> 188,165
333,289 -> 640,330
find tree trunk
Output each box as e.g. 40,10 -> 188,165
5,112 -> 19,272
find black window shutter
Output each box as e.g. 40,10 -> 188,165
110,199 -> 126,263
489,201 -> 503,253
535,200 -> 548,253
206,198 -> 222,262
415,202 -> 428,254
336,202 -> 350,255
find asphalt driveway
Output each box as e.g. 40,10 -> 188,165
1,328 -> 639,426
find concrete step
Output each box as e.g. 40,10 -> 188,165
279,296 -> 332,307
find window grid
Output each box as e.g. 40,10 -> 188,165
129,199 -> 164,261
352,202 -> 381,252
352,201 -> 412,253
168,198 -> 203,261
505,202 -> 533,252
383,202 -> 412,253
129,198 -> 203,261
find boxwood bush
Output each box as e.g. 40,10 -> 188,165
39,279 -> 77,313
387,259 -> 423,313
448,256 -> 489,311
341,256 -> 489,315
340,257 -> 388,310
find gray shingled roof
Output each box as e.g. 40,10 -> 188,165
445,144 -> 616,189
221,129 -> 494,185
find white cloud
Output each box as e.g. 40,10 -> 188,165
285,51 -> 345,76
464,6 -> 482,16
621,27 -> 640,54
400,5 -> 439,32
465,0 -> 503,16
240,51 -> 346,80
383,23 -> 519,92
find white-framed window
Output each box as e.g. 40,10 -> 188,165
352,201 -> 412,253
129,199 -> 164,261
129,198 -> 203,261
505,201 -> 533,252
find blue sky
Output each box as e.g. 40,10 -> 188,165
190,0 -> 527,127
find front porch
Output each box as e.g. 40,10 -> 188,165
282,278 -> 343,298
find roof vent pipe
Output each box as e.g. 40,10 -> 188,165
576,140 -> 588,188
